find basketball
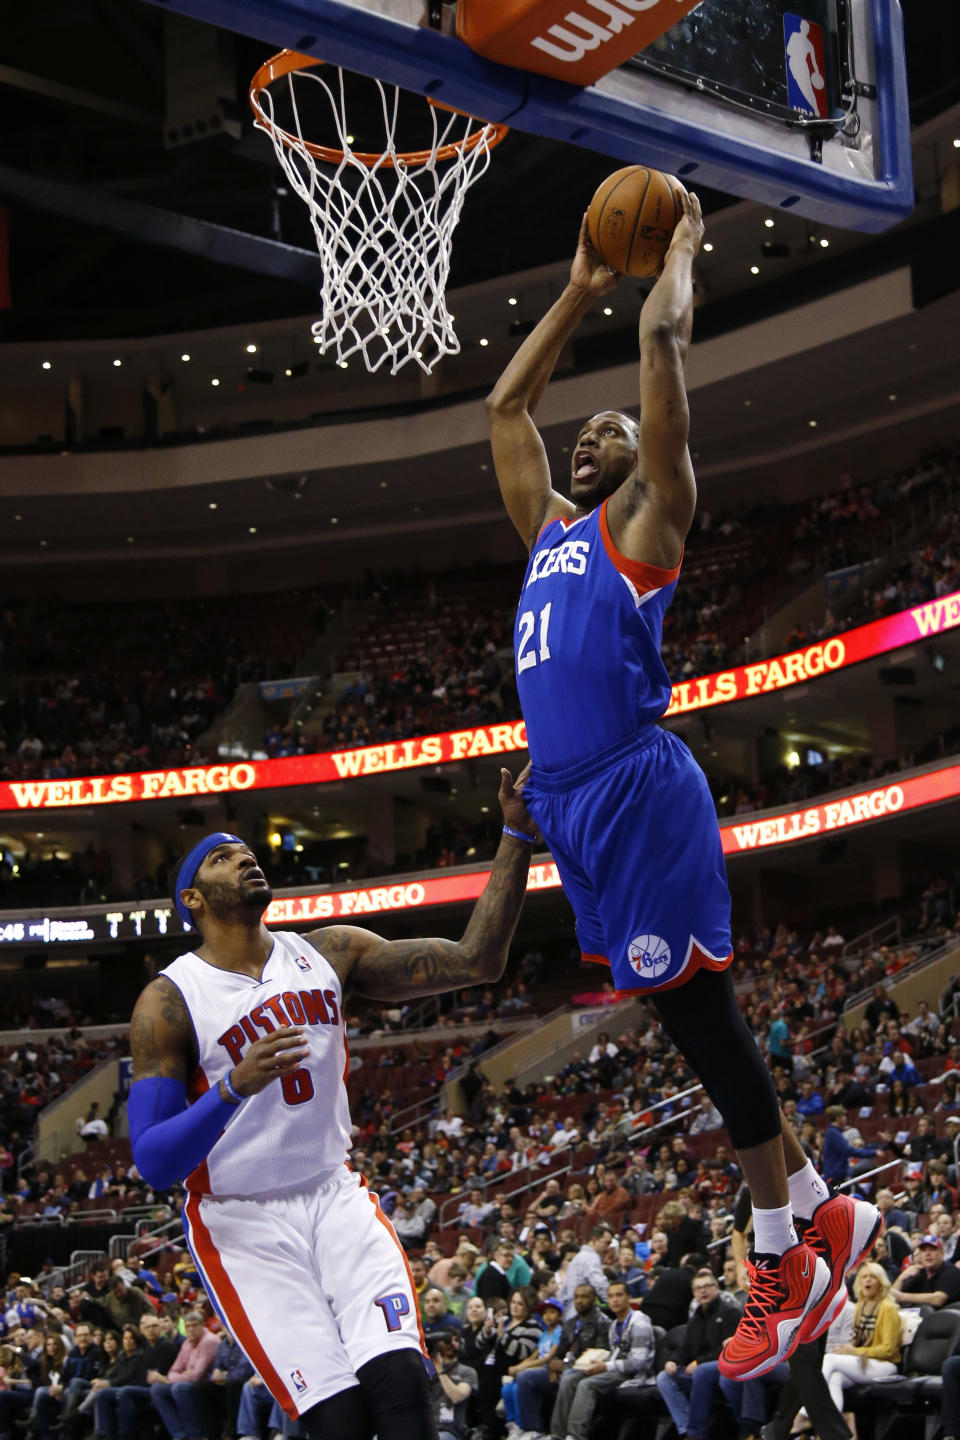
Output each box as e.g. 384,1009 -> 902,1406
587,166 -> 685,277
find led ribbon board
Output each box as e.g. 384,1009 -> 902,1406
0,590 -> 956,813
1,757 -> 959,945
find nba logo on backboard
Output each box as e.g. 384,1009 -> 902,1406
290,1369 -> 307,1394
783,14 -> 827,118
627,934 -> 672,980
295,954 -> 311,972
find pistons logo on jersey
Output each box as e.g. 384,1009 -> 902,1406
217,988 -> 339,1065
627,934 -> 672,980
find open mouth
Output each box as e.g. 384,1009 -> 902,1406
243,870 -> 267,884
573,450 -> 599,481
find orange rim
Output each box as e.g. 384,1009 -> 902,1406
249,49 -> 509,168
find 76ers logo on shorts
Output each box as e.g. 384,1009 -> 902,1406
290,1369 -> 308,1394
627,934 -> 672,980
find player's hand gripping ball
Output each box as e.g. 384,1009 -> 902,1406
587,166 -> 688,277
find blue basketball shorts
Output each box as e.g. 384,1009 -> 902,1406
523,724 -> 733,994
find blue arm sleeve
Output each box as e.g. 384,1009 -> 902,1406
127,1076 -> 240,1189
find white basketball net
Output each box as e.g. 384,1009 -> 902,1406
252,64 -> 505,375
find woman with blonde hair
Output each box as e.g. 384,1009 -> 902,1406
821,1262 -> 900,1438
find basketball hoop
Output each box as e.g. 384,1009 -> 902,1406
250,51 -> 508,375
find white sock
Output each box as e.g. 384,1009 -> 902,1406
752,1201 -> 798,1256
788,1160 -> 831,1221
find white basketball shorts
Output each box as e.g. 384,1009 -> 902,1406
183,1165 -> 427,1417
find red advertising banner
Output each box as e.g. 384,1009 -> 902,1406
0,721 -> 530,813
265,859 -> 563,924
1,762 -> 958,943
0,590 -> 956,813
666,590 -> 960,717
719,763 -> 960,855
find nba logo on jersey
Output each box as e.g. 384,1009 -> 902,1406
294,954 -> 311,972
783,14 -> 828,118
628,934 -> 672,980
290,1369 -> 308,1394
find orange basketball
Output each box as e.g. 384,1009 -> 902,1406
587,166 -> 685,278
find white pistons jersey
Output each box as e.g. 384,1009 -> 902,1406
162,930 -> 352,1198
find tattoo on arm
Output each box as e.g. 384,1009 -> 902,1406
317,837 -> 531,1001
130,976 -> 195,1083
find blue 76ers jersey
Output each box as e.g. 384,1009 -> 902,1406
515,499 -> 680,772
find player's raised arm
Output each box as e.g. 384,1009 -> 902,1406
314,767 -> 535,999
622,188 -> 703,562
485,216 -> 619,550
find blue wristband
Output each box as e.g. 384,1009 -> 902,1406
503,825 -> 537,845
222,1071 -> 245,1105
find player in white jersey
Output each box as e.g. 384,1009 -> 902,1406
127,766 -> 536,1440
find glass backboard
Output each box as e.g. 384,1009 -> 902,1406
138,0 -> 912,232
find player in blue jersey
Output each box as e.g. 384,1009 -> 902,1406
485,187 -> 880,1380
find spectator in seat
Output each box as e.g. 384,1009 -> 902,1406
29,1333 -> 70,1440
148,1310 -> 219,1440
409,1256 -> 430,1314
900,1169 -> 932,1216
796,1078 -> 825,1117
640,1251 -> 701,1332
89,1327 -> 145,1439
0,1342 -> 34,1435
890,1233 -> 960,1309
557,1226 -> 613,1320
689,1094 -> 723,1134
77,1102 -> 109,1142
233,1372 -> 274,1440
460,1296 -> 490,1373
476,1288 -> 540,1437
475,1242 -> 518,1305
901,1115 -> 951,1167
865,985 -> 900,1033
503,1297 -> 563,1438
820,1106 -> 883,1188
658,1201 -> 707,1267
392,1196 -> 430,1249
421,1287 -> 459,1339
655,1268 -> 741,1440
614,1242 -> 648,1300
458,1187 -> 496,1228
548,1279 -> 655,1440
96,1311 -> 178,1440
104,1277 -> 156,1331
427,1327 -> 477,1440
33,1320 -> 102,1439
822,1263 -> 900,1439
584,1170 -> 632,1228
928,1160 -> 957,1213
515,1285 -> 605,1439
193,1326 -> 253,1440
80,1263 -> 114,1330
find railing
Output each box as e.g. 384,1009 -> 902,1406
439,1161 -> 573,1230
445,1008 -> 566,1085
837,1157 -> 904,1192
841,914 -> 902,963
387,1089 -> 446,1135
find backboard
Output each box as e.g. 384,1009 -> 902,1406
140,0 -> 912,233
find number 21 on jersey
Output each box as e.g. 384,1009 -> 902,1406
517,602 -> 552,673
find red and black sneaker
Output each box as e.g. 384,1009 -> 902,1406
717,1242 -> 830,1381
797,1192 -> 883,1343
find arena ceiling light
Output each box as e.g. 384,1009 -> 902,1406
41,361 -> 51,370
245,343 -> 258,353
180,353 -> 190,362
112,358 -> 122,367
702,242 -> 714,252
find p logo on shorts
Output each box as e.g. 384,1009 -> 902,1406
627,934 -> 672,980
374,1292 -> 411,1332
